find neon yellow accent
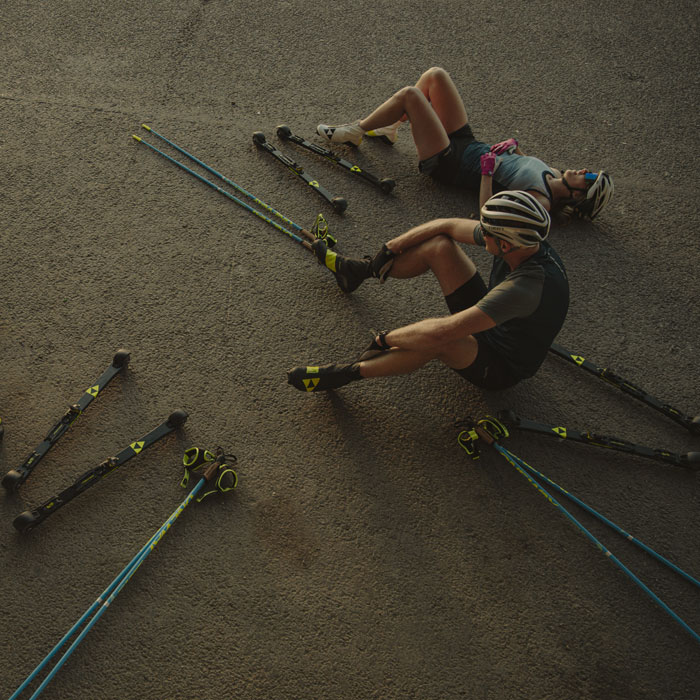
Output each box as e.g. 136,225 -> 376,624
130,440 -> 145,454
309,180 -> 320,188
86,385 -> 100,398
552,427 -> 567,438
306,367 -> 320,373
351,165 -> 362,173
325,250 -> 337,272
141,124 -> 152,131
303,378 -> 320,391
572,355 -> 584,365
132,135 -> 142,142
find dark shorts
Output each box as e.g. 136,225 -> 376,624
444,275 -> 520,391
419,124 -> 491,189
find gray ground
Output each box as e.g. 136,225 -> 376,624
1,1 -> 699,698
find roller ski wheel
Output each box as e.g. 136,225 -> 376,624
690,416 -> 700,436
252,131 -> 266,146
379,178 -> 396,194
2,470 -> 23,493
112,349 -> 131,368
276,124 -> 293,140
167,410 -> 189,429
331,197 -> 348,215
13,511 -> 39,534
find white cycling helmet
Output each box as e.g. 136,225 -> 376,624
572,170 -> 614,219
480,190 -> 550,247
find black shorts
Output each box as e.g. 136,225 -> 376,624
444,275 -> 520,391
419,124 -> 485,189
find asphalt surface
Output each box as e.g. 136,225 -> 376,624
1,1 -> 699,698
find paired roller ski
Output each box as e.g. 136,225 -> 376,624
12,409 -> 188,533
496,410 -> 700,470
276,125 -> 396,194
252,131 -> 348,214
2,350 -> 131,493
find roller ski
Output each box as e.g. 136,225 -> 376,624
2,350 -> 131,493
550,342 -> 699,434
252,131 -> 348,214
276,125 -> 395,194
12,409 -> 188,533
496,410 -> 700,470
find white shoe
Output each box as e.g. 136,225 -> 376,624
317,121 -> 365,146
365,122 -> 401,145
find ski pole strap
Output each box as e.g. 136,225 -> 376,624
181,446 -> 220,488
456,415 -> 509,459
180,446 -> 238,501
311,213 -> 337,248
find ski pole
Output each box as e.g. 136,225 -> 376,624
8,449 -> 236,700
457,418 -> 700,645
139,125 -> 322,245
549,342 -> 700,434
497,444 -> 700,590
493,443 -> 700,644
132,133 -> 313,249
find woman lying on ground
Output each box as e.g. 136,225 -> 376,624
317,66 -> 614,220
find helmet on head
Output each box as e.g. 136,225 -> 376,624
571,170 -> 614,219
480,190 -> 550,247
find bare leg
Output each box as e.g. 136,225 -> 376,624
359,335 -> 479,376
389,234 -> 478,296
358,67 -> 469,160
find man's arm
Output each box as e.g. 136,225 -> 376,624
380,305 -> 496,352
386,218 -> 482,254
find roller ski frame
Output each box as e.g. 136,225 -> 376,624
276,125 -> 396,194
550,342 -> 699,434
12,409 -> 188,533
252,131 -> 348,214
2,350 -> 131,493
496,410 -> 700,470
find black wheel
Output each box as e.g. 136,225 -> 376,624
112,349 -> 131,368
689,415 -> 700,436
685,452 -> 700,469
276,124 -> 292,140
167,409 -> 189,428
332,197 -> 348,215
2,469 -> 23,492
13,511 -> 39,533
252,131 -> 266,146
379,178 -> 396,194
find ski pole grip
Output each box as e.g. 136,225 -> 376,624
202,458 -> 225,483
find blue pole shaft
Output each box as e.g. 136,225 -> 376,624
499,445 -> 700,590
493,443 -> 700,645
132,135 -> 309,247
142,125 -> 309,236
10,479 -> 205,700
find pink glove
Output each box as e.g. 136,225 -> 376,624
490,138 -> 518,155
480,152 -> 497,176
